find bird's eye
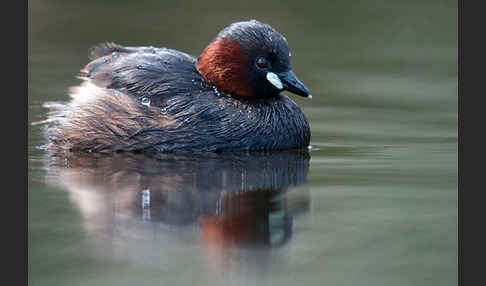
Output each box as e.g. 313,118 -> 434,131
256,57 -> 268,70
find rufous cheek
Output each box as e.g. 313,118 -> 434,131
198,38 -> 255,98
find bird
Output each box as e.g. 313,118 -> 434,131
41,20 -> 312,153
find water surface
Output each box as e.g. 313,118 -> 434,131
28,1 -> 457,285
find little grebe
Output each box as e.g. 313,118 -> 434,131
42,20 -> 312,152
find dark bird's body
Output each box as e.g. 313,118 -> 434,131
42,20 -> 311,153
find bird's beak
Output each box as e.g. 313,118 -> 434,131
277,70 -> 312,99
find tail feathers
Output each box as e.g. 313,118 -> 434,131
31,102 -> 66,126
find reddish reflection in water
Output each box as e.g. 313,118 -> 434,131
44,150 -> 311,269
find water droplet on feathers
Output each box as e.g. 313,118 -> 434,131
141,97 -> 151,106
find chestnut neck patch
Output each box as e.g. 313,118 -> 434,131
197,38 -> 255,98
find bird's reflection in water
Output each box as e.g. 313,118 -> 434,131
44,150 -> 311,271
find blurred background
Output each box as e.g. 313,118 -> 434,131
28,0 -> 457,286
